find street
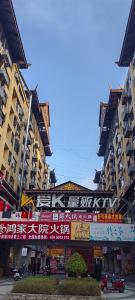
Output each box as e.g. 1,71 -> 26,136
105,282 -> 135,300
0,279 -> 14,300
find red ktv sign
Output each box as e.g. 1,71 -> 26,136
0,221 -> 71,240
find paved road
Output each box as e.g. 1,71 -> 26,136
0,279 -> 14,300
105,283 -> 135,300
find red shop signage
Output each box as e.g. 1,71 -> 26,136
0,221 -> 71,240
40,212 -> 123,223
40,212 -> 96,222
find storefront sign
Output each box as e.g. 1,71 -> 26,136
36,193 -> 118,210
97,213 -> 122,223
71,222 -> 90,241
40,212 -> 97,222
49,248 -> 64,257
90,223 -> 135,241
21,247 -> 27,257
93,246 -> 103,258
0,221 -> 71,240
40,212 -> 122,223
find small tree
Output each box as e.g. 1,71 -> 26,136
66,252 -> 87,277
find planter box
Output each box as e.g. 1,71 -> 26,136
6,293 -> 106,300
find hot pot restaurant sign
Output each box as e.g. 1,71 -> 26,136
0,221 -> 71,240
89,223 -> 135,242
36,194 -> 118,209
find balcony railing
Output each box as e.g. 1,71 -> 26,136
32,154 -> 38,162
29,180 -> 36,189
128,164 -> 135,176
0,69 -> 9,86
126,143 -> 134,156
121,91 -> 132,105
110,167 -> 116,175
122,107 -> 130,121
31,166 -> 37,174
111,182 -> 117,189
26,148 -> 30,160
124,123 -> 132,138
0,87 -> 7,105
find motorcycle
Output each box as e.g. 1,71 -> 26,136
12,268 -> 22,281
100,273 -> 125,293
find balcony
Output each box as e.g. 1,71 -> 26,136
111,182 -> 117,190
121,91 -> 132,105
110,167 -> 116,175
31,166 -> 37,175
24,163 -> 28,174
29,180 -> 36,189
26,148 -> 30,160
122,107 -> 130,121
0,110 -> 5,126
27,135 -> 33,146
110,152 -> 115,163
32,154 -> 38,162
0,87 -> 7,105
34,141 -> 39,149
0,69 -> 9,86
99,127 -> 109,145
14,139 -> 20,154
124,123 -> 132,138
126,143 -> 134,156
128,164 -> 135,176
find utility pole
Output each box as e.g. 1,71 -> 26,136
18,92 -> 32,211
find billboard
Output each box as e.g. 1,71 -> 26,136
0,221 -> 71,240
36,193 -> 118,210
71,222 -> 90,241
90,223 -> 135,241
40,212 -> 123,223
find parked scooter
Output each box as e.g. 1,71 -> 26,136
100,273 -> 125,293
12,268 -> 22,281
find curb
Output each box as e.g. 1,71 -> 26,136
5,293 -> 106,300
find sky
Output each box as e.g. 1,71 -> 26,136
13,0 -> 131,189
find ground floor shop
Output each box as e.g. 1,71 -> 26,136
1,240 -> 135,277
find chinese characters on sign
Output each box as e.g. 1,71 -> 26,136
0,222 -> 71,240
90,223 -> 135,241
40,212 -> 123,223
0,221 -> 134,241
36,193 -> 118,209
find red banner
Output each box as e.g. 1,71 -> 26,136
0,221 -> 71,240
40,212 -> 123,223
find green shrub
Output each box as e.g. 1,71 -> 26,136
57,279 -> 101,296
66,252 -> 87,277
12,277 -> 58,294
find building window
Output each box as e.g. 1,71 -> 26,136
11,157 -> 16,172
14,139 -> 20,154
8,152 -> 12,165
10,176 -> 14,188
11,132 -> 14,145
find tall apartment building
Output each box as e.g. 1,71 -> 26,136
0,0 -> 56,211
94,0 -> 135,218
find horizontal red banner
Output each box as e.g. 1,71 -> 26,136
0,221 -> 71,240
40,212 -> 123,223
